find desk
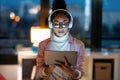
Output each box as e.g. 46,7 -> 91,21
17,50 -> 37,80
18,50 -> 37,65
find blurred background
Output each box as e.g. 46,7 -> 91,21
0,0 -> 120,80
0,0 -> 120,52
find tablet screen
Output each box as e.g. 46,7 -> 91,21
45,50 -> 77,66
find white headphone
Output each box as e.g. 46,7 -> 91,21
48,9 -> 73,29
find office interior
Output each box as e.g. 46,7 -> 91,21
0,0 -> 120,80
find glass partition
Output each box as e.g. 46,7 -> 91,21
102,0 -> 120,52
0,0 -> 40,56
0,0 -> 40,40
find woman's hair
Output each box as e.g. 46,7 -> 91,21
52,0 -> 67,10
51,10 -> 71,22
51,0 -> 70,22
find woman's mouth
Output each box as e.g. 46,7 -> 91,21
58,30 -> 64,33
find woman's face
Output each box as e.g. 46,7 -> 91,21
52,13 -> 69,37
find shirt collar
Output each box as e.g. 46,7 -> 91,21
49,34 -> 73,43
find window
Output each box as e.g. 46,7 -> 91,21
102,0 -> 120,51
0,0 -> 40,56
0,0 -> 40,40
1,0 -> 119,54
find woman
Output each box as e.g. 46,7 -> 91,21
36,9 -> 85,80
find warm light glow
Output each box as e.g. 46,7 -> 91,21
15,16 -> 21,22
30,27 -> 51,44
29,6 -> 40,14
10,12 -> 15,20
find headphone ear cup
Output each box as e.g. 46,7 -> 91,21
48,14 -> 53,28
48,21 -> 53,28
69,21 -> 73,28
68,12 -> 73,28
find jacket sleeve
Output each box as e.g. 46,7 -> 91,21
36,41 -> 47,78
77,40 -> 85,78
70,38 -> 85,79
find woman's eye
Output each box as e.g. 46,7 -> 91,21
62,25 -> 66,28
54,24 -> 59,28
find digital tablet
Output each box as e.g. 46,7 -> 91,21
45,50 -> 77,66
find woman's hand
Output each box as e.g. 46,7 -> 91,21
55,56 -> 78,78
44,65 -> 55,75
